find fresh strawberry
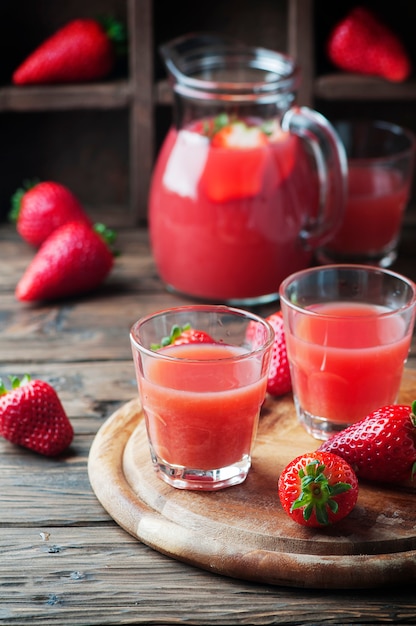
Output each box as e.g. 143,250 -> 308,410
247,311 -> 291,396
327,7 -> 411,82
278,451 -> 358,527
15,221 -> 116,302
9,180 -> 90,247
151,323 -> 215,351
12,17 -> 126,85
265,312 -> 292,396
199,115 -> 268,202
0,375 -> 73,456
319,401 -> 416,486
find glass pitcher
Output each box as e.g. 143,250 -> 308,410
149,33 -> 347,305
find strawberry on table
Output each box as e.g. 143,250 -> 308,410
9,180 -> 90,247
12,17 -> 126,85
319,401 -> 416,486
278,451 -> 358,527
0,375 -> 73,456
326,7 -> 411,82
151,323 -> 215,351
15,221 -> 116,302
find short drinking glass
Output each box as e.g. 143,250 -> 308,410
279,265 -> 416,440
130,305 -> 274,490
317,119 -> 415,268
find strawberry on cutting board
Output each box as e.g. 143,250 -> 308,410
327,6 -> 411,82
15,221 -> 116,302
10,180 -> 91,247
12,17 -> 126,85
319,401 -> 416,486
247,311 -> 292,397
0,375 -> 73,456
278,451 -> 359,527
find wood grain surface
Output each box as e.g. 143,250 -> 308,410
88,369 -> 416,591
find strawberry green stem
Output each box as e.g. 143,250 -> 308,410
9,179 -> 40,223
291,459 -> 351,526
151,323 -> 191,351
97,16 -> 127,57
0,374 -> 31,395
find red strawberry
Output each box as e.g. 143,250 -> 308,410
199,116 -> 268,203
278,451 -> 358,527
151,323 -> 215,351
327,7 -> 411,82
319,401 -> 416,486
265,312 -> 292,396
9,180 -> 90,247
15,221 -> 116,302
248,311 -> 291,397
12,17 -> 126,85
0,375 -> 73,456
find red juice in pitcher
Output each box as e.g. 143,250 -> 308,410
149,117 -> 320,303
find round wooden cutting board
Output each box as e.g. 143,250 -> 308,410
88,369 -> 416,589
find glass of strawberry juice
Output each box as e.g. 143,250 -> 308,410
279,265 -> 416,440
317,120 -> 415,268
130,305 -> 274,490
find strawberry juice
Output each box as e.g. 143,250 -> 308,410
286,301 -> 412,426
324,164 -> 411,257
136,342 -> 268,473
149,119 -> 320,303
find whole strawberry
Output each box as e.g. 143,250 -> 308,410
248,311 -> 292,396
278,451 -> 358,527
151,323 -> 215,351
9,180 -> 90,247
319,402 -> 416,486
12,17 -> 126,85
0,375 -> 73,456
327,7 -> 411,82
15,221 -> 116,302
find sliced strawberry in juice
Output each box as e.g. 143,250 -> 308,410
200,122 -> 269,203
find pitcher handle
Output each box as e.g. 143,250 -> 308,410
281,106 -> 348,250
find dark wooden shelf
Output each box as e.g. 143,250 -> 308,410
315,74 -> 416,102
0,81 -> 132,112
2,0 -> 416,226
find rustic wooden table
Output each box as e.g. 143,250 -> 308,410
1,220 -> 416,625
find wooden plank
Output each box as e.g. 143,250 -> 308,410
0,81 -> 132,112
0,361 -> 137,415
128,0 -> 154,223
1,526 -> 416,625
315,74 -> 416,101
287,0 -> 314,107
